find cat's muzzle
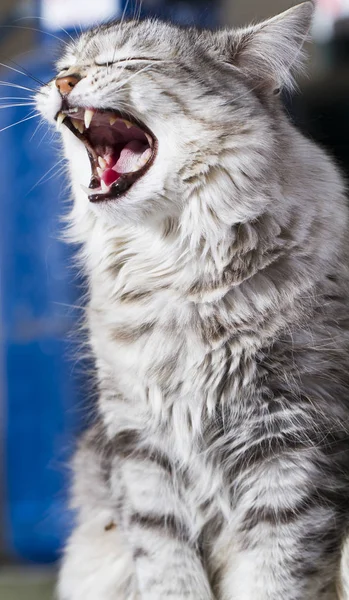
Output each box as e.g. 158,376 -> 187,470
55,107 -> 157,202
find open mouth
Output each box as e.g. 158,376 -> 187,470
55,107 -> 157,202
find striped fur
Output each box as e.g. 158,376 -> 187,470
37,3 -> 349,599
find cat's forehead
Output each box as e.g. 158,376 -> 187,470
60,20 -> 195,68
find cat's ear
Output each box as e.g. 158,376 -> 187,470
225,1 -> 314,94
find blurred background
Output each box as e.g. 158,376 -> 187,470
0,0 -> 348,597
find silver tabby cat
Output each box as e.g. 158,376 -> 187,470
36,2 -> 349,599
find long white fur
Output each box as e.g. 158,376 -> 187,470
36,3 -> 349,599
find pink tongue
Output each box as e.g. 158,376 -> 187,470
114,140 -> 148,174
102,169 -> 121,185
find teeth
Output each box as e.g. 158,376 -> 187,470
109,116 -> 132,128
142,148 -> 152,163
133,149 -> 152,170
77,121 -> 85,135
101,180 -> 109,193
56,112 -> 66,130
72,119 -> 84,134
97,167 -> 103,178
80,184 -> 96,195
98,156 -> 107,169
84,109 -> 94,129
145,133 -> 153,146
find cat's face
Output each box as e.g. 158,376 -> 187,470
36,4 -> 313,226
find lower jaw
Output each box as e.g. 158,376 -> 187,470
86,172 -> 140,203
84,147 -> 157,203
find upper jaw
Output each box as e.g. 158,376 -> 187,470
55,106 -> 158,203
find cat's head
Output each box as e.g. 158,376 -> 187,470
36,2 -> 314,227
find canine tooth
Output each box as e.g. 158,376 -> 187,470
84,109 -> 94,129
109,115 -> 118,126
56,112 -> 66,130
145,133 -> 153,146
101,180 -> 109,192
133,161 -> 145,171
123,119 -> 132,129
97,167 -> 103,178
80,184 -> 93,195
142,148 -> 152,162
135,149 -> 152,169
72,119 -> 84,134
98,156 -> 107,169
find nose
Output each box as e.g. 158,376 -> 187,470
55,74 -> 81,96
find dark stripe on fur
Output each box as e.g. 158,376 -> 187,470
130,512 -> 190,543
230,434 -> 307,475
130,447 -> 174,476
133,547 -> 150,559
112,431 -> 173,475
240,494 -> 319,531
111,321 -> 155,342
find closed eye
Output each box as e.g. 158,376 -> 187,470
95,57 -> 166,67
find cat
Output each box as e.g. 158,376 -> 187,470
36,2 -> 349,599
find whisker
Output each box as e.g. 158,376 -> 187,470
0,25 -> 67,46
114,60 -> 132,84
230,83 -> 264,105
110,0 -> 131,71
53,301 -> 86,311
32,119 -> 54,147
0,111 -> 38,133
37,126 -> 51,147
31,165 -> 67,193
0,60 -> 46,88
137,0 -> 144,22
6,57 -> 48,87
121,0 -> 131,25
0,61 -> 36,80
58,27 -> 75,44
0,103 -> 36,109
0,96 -> 35,101
0,80 -> 38,93
28,158 -> 66,193
133,0 -> 143,23
30,119 -> 46,142
15,16 -> 75,44
115,64 -> 153,90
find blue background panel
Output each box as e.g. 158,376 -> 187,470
0,0 -> 218,564
0,55 -> 83,563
